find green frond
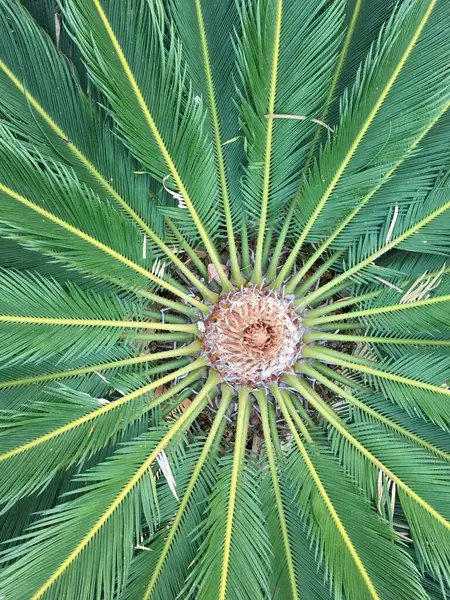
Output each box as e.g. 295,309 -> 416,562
123,390 -> 231,600
0,400 -> 149,557
261,464 -> 334,600
329,107 -> 450,255
351,386 -> 450,457
0,137 -> 150,286
326,1 -> 395,124
1,0 -> 450,596
305,274 -> 450,331
236,0 -> 346,278
328,420 -> 450,589
0,375 -> 217,599
361,354 -> 450,429
0,0 -> 164,239
0,133 -> 211,309
285,439 -> 427,600
376,250 -> 450,281
62,0 -> 225,269
184,392 -> 271,600
265,0 -> 392,280
168,0 -> 244,281
298,180 -> 450,307
185,451 -> 271,600
343,175 -> 450,277
0,269 -> 144,365
0,427 -> 180,599
257,393 -> 332,600
1,0 -> 225,300
0,359 -> 205,510
294,0 -> 450,244
307,363 -> 450,462
0,236 -> 116,293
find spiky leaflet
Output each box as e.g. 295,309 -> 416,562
0,0 -> 450,598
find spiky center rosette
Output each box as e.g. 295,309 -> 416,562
201,287 -> 303,387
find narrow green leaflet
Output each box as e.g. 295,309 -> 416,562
236,0 -> 345,278
63,0 -> 223,251
0,0 -> 163,238
328,421 -> 450,589
286,442 -> 428,600
294,0 -> 450,245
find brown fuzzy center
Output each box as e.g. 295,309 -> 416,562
201,288 -> 303,387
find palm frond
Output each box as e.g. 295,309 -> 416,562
0,269 -> 144,365
257,393 -> 333,600
0,0 -> 219,300
168,0 -> 244,282
1,0 -> 450,596
275,0 -> 450,288
123,390 -> 231,600
0,376 -> 217,599
0,0 -> 163,236
296,0 -> 449,238
328,420 -> 450,589
62,0 -> 230,286
0,357 -> 205,509
185,391 -> 271,600
284,434 -> 426,600
0,133 -> 212,310
235,0 -> 345,279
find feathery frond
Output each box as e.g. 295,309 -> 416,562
1,0 -> 449,597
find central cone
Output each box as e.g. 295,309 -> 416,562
202,287 -> 303,387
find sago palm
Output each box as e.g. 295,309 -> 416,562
0,0 -> 449,598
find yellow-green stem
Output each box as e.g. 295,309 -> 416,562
272,386 -> 312,442
255,391 -> 299,600
306,293 -> 450,326
219,388 -> 251,599
302,344 -> 376,367
305,291 -> 378,319
124,332 -> 193,343
292,249 -> 345,296
304,331 -> 450,347
267,401 -> 283,461
165,217 -> 209,278
301,363 -> 450,462
252,0 -> 284,283
137,290 -> 200,318
142,309 -> 187,324
286,390 -> 316,428
0,314 -> 199,332
261,227 -> 273,274
143,385 -> 232,599
0,356 -> 193,390
240,222 -> 251,276
303,345 -> 450,397
265,197 -> 298,282
314,322 -> 363,331
296,281 -> 351,309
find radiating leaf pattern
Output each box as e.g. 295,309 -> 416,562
0,0 -> 449,598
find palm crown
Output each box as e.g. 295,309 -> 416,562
0,0 -> 450,598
